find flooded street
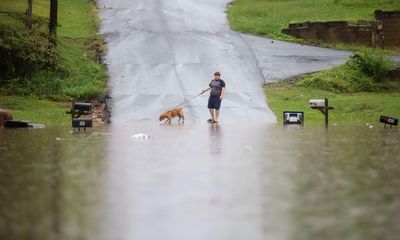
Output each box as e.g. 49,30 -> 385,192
0,0 -> 398,239
1,124 -> 400,240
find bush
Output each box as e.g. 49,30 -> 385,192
298,50 -> 396,93
298,65 -> 378,93
347,49 -> 394,82
0,24 -> 59,81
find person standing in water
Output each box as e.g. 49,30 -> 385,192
201,72 -> 225,123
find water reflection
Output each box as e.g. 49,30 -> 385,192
208,123 -> 222,155
0,124 -> 400,240
262,126 -> 400,240
0,127 -> 107,240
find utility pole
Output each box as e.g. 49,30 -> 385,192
26,0 -> 33,29
49,0 -> 58,45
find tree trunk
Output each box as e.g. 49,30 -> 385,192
26,0 -> 32,29
49,0 -> 58,45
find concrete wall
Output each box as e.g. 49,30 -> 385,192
375,10 -> 400,48
282,10 -> 400,49
282,21 -> 376,46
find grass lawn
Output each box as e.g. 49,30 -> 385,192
265,82 -> 400,125
0,96 -> 70,126
0,0 -> 107,100
227,0 -> 400,48
0,0 -> 106,124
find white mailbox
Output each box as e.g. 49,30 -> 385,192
283,111 -> 304,125
309,99 -> 325,108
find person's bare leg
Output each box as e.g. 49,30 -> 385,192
215,110 -> 220,122
209,109 -> 215,121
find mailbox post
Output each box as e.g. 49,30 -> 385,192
309,98 -> 334,128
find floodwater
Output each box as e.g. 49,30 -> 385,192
1,123 -> 400,240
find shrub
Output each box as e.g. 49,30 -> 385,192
298,65 -> 375,93
298,50 -> 396,93
0,24 -> 59,81
347,49 -> 394,82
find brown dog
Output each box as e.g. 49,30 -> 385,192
159,107 -> 184,124
0,109 -> 13,128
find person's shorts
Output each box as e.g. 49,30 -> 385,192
208,95 -> 222,110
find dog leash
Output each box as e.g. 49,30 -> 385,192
173,92 -> 203,109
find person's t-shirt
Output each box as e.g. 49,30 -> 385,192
209,79 -> 225,97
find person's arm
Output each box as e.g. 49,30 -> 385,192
201,86 -> 211,94
220,80 -> 225,100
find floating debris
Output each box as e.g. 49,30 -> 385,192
244,145 -> 253,152
131,133 -> 152,139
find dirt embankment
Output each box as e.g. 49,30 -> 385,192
91,98 -> 110,124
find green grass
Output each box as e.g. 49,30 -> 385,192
226,0 -> 400,126
265,82 -> 400,124
0,0 -> 49,27
0,96 -> 70,126
0,0 -> 107,100
227,0 -> 400,49
298,49 -> 396,93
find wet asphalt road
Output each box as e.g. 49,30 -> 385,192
99,0 -> 350,124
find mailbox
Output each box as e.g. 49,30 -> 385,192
283,111 -> 304,125
66,102 -> 93,132
74,103 -> 92,112
309,98 -> 334,128
380,115 -> 398,127
72,119 -> 93,128
309,99 -> 325,108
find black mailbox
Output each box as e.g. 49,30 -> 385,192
74,103 -> 92,112
72,119 -> 93,128
66,102 -> 93,132
380,115 -> 398,127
